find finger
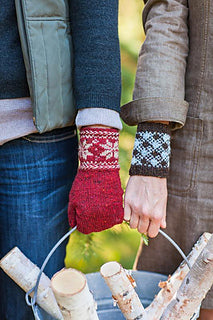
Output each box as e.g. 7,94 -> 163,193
160,217 -> 166,229
129,212 -> 139,229
147,220 -> 161,238
160,204 -> 167,229
138,216 -> 150,234
124,203 -> 131,221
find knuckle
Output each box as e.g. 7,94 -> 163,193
131,202 -> 142,214
142,209 -> 150,219
151,210 -> 163,222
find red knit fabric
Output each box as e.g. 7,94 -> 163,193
68,127 -> 124,234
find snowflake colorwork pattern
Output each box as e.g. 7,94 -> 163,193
79,127 -> 120,170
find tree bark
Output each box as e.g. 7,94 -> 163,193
51,268 -> 99,320
144,233 -> 211,320
100,261 -> 145,320
0,247 -> 63,320
160,234 -> 213,320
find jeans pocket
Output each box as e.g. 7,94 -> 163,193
167,116 -> 203,195
22,126 -> 77,143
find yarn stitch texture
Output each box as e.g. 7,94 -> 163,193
79,127 -> 120,170
130,123 -> 171,177
68,127 -> 124,234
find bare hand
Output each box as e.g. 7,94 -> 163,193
124,176 -> 168,237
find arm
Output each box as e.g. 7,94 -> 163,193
69,0 -> 121,113
123,0 -> 189,237
68,0 -> 124,234
121,0 -> 189,128
124,122 -> 170,237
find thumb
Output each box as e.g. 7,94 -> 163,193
68,200 -> 77,228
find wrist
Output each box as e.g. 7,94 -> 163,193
79,127 -> 120,170
130,122 -> 171,178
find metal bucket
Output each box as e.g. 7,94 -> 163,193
29,228 -> 190,319
37,270 -> 167,320
26,228 -> 201,320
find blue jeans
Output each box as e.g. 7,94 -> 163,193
0,127 -> 78,320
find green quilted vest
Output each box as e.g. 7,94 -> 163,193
15,0 -> 76,132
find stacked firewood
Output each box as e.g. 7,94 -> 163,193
1,233 -> 213,320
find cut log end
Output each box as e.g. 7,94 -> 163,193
0,246 -> 19,266
100,261 -> 145,319
51,268 -> 99,320
100,261 -> 121,278
51,268 -> 86,296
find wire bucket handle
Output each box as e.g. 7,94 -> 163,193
25,226 -> 77,320
26,226 -> 199,320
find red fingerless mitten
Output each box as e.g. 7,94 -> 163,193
68,127 -> 124,234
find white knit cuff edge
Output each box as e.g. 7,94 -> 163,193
76,108 -> 123,130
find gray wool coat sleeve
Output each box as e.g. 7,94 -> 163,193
121,0 -> 189,130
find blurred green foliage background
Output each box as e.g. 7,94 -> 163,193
65,0 -> 145,273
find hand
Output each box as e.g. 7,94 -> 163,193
68,126 -> 124,234
68,169 -> 124,234
124,175 -> 167,237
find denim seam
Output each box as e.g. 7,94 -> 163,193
22,131 -> 76,143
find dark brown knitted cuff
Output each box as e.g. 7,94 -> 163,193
129,122 -> 171,178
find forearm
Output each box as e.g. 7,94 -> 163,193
69,0 -> 121,112
123,0 -> 189,236
121,0 -> 189,129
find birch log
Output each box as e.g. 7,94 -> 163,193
51,268 -> 99,320
160,234 -> 213,320
144,232 -> 211,320
100,261 -> 145,319
0,247 -> 63,320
